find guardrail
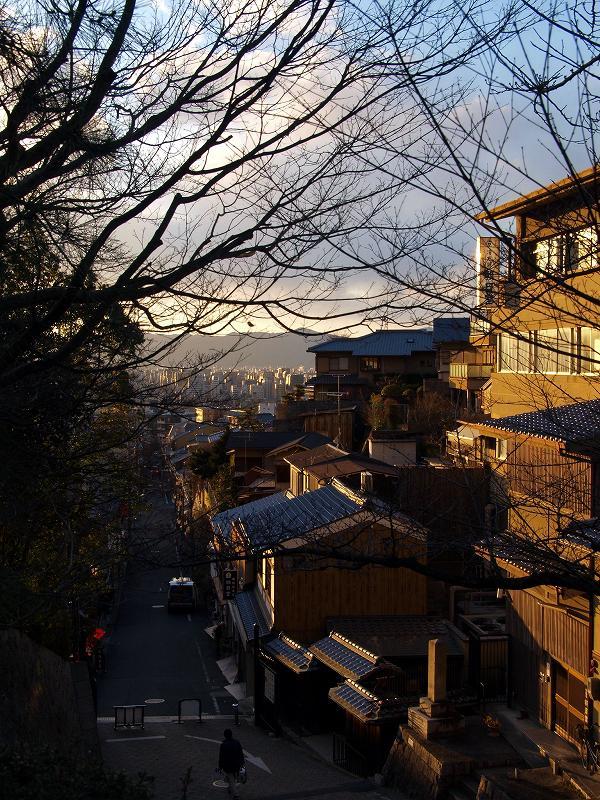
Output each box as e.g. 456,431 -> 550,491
449,363 -> 493,379
114,705 -> 145,730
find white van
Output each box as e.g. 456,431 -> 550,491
167,577 -> 198,612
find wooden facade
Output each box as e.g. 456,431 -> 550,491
272,554 -> 427,644
506,585 -> 590,743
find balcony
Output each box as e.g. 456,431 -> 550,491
449,362 -> 493,393
449,363 -> 493,380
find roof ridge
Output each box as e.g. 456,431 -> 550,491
330,631 -> 378,662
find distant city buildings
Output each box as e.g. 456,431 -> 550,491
145,364 -> 313,408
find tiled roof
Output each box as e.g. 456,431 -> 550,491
305,457 -> 401,481
242,484 -> 363,548
476,399 -> 600,443
305,375 -> 369,386
329,680 -> 406,722
561,518 -> 600,552
230,589 -> 270,641
263,634 -> 315,673
227,431 -> 308,451
309,632 -> 379,679
265,433 -> 332,457
433,317 -> 470,343
479,535 -> 590,577
326,616 -> 468,658
285,444 -> 348,469
307,329 -> 434,356
211,492 -> 288,540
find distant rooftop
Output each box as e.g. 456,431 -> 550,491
307,329 -> 434,357
432,317 -> 470,343
285,443 -> 348,469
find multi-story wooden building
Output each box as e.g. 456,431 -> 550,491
475,165 -> 600,417
306,329 -> 438,401
447,167 -> 600,747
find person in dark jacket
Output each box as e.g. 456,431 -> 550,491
218,728 -> 245,798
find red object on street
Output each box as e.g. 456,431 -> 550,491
93,627 -> 106,640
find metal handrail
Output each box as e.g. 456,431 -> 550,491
114,704 -> 145,730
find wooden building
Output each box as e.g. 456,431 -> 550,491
443,167 -> 600,747
210,480 -> 428,696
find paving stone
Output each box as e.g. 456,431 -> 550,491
99,717 -> 404,800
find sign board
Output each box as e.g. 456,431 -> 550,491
223,569 -> 237,600
264,667 -> 276,704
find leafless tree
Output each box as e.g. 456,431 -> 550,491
0,0 -> 522,386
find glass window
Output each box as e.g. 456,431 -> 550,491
535,237 -> 561,272
498,332 -> 529,372
496,438 -> 507,460
361,357 -> 380,371
329,357 -> 349,371
536,329 -> 558,373
574,226 -> 598,271
556,328 -> 573,373
580,328 -> 600,373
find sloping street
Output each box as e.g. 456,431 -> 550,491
97,486 -> 231,718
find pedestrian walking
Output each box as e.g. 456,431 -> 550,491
218,728 -> 245,799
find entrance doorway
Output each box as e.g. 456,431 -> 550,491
553,660 -> 586,744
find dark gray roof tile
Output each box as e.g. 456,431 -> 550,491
263,634 -> 315,672
231,590 -> 270,640
310,632 -> 379,679
476,399 -> 600,442
307,329 -> 434,357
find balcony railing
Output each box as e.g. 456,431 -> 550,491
449,363 -> 493,380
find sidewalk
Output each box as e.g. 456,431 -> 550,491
493,706 -> 600,799
99,716 -> 403,800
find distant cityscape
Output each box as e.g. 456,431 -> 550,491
146,364 -> 315,408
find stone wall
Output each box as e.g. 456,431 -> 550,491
382,725 -> 473,799
0,629 -> 99,757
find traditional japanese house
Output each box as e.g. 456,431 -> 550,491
209,479 -> 428,699
308,618 -> 469,773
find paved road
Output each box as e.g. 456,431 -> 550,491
97,487 -> 232,718
100,718 -> 400,800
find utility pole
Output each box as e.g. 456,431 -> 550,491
324,373 -> 346,447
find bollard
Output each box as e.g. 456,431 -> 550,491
233,702 -> 239,725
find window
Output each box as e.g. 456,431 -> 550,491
498,332 -> 531,372
498,327 -> 599,375
360,357 -> 380,371
535,328 -> 575,374
262,557 -> 274,605
531,226 -> 598,275
328,357 -> 349,371
580,328 -> 600,373
496,438 -> 507,460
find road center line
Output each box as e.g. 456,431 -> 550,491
105,735 -> 166,743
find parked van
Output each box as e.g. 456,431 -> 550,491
167,577 -> 198,612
